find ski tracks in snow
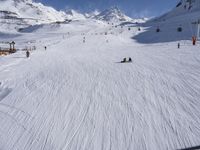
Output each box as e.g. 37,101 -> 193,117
1,27 -> 200,150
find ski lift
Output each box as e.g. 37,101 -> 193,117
188,5 -> 192,10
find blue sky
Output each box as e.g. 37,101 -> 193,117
37,0 -> 179,18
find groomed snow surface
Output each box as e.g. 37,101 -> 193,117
1,20 -> 200,150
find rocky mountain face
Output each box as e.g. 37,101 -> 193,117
65,10 -> 86,20
93,7 -> 132,22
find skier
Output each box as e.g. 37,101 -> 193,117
83,37 -> 86,43
26,50 -> 30,58
44,46 -> 47,50
178,43 -> 180,49
192,36 -> 197,45
128,57 -> 132,62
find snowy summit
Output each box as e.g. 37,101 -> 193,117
65,9 -> 86,20
93,7 -> 132,22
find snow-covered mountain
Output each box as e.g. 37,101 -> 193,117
93,7 -> 132,22
0,0 -> 66,24
0,0 -> 66,32
65,9 -> 86,20
134,0 -> 200,43
85,10 -> 100,18
156,0 -> 200,21
0,0 -> 143,33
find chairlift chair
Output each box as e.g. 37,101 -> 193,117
156,28 -> 160,33
177,27 -> 182,32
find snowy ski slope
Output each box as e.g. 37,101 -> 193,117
0,18 -> 200,150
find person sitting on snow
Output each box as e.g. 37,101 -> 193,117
121,58 -> 126,63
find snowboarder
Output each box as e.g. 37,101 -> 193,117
128,57 -> 132,62
121,58 -> 126,63
26,50 -> 30,58
178,43 -> 180,49
44,46 -> 47,50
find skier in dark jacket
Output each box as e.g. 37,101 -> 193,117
26,50 -> 30,58
178,43 -> 180,49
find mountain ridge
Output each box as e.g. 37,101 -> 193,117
93,6 -> 132,22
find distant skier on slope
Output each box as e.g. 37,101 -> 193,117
192,36 -> 197,45
83,37 -> 86,43
26,50 -> 30,58
178,43 -> 180,49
